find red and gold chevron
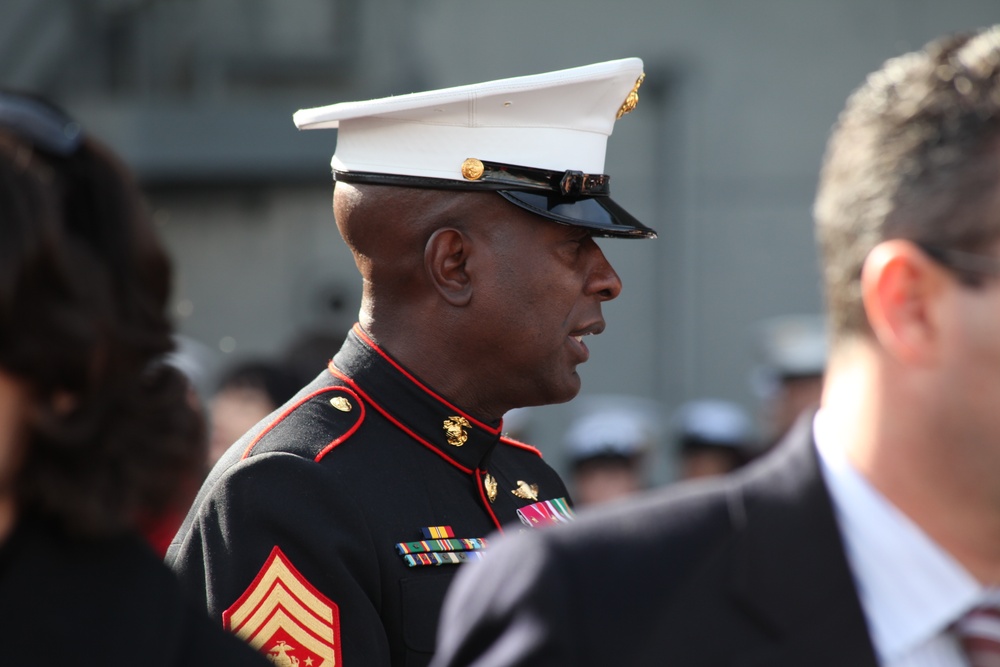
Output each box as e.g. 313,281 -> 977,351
224,546 -> 342,667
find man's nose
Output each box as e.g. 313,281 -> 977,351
588,244 -> 623,301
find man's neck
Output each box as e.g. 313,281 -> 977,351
359,319 -> 506,423
824,344 -> 1000,584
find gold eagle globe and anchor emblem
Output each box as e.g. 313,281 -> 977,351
268,641 -> 300,667
443,416 -> 471,447
226,547 -> 340,667
616,72 -> 645,119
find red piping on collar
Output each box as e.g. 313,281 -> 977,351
351,324 -> 501,436
499,435 -> 543,457
328,364 -> 475,475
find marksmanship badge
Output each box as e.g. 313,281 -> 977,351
511,480 -> 539,502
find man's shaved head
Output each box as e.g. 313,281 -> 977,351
334,182 -> 474,279
333,182 -> 504,332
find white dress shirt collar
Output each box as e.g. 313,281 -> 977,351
813,409 -> 982,664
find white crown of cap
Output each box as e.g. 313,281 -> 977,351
292,58 -> 644,182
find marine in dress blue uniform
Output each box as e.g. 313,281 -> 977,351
169,326 -> 574,666
168,58 -> 656,667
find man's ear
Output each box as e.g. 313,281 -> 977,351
425,228 -> 473,306
861,239 -> 948,365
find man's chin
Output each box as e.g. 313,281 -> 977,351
544,373 -> 583,406
511,377 -> 582,410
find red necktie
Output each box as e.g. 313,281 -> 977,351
955,606 -> 1000,667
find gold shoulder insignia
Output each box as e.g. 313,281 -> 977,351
224,546 -> 342,667
329,396 -> 352,412
243,386 -> 364,463
511,480 -> 539,502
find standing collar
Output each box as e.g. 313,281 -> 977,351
329,324 -> 502,474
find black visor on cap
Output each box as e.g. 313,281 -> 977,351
334,166 -> 657,239
497,190 -> 657,239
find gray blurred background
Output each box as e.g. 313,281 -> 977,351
4,0 -> 996,480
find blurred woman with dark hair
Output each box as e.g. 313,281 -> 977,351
0,91 -> 266,664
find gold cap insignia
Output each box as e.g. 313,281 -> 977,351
512,480 -> 539,502
443,416 -> 471,447
616,73 -> 645,120
484,473 -> 498,503
329,396 -> 352,412
461,158 -> 485,180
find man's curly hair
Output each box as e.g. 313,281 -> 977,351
815,26 -> 1000,339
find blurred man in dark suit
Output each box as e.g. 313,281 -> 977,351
431,26 -> 1000,667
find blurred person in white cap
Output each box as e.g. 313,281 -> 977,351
168,58 -> 653,667
672,399 -> 758,480
752,313 -> 828,448
564,396 -> 660,507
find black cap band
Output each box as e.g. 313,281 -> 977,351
458,159 -> 611,196
334,161 -> 656,239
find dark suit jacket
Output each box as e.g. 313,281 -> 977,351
431,415 -> 880,667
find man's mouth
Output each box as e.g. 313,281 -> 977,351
570,320 -> 605,342
568,330 -> 597,362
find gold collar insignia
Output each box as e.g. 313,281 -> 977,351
443,416 -> 471,447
